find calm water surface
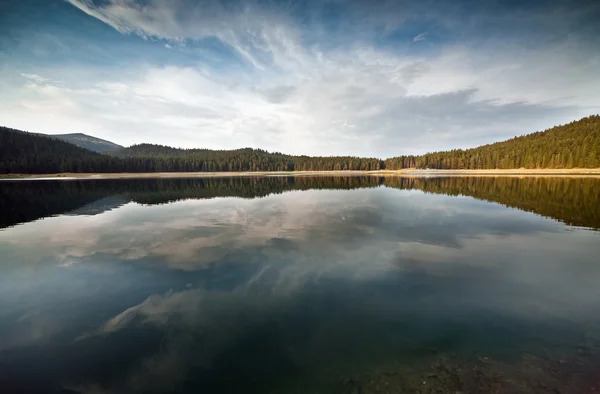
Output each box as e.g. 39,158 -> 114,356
0,176 -> 599,393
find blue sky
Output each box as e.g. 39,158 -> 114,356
0,0 -> 599,156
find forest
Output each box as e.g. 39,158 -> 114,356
109,144 -> 383,172
1,115 -> 599,174
0,127 -> 381,173
385,115 -> 600,169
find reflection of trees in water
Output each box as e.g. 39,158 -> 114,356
1,176 -> 599,230
0,177 -> 382,229
384,176 -> 600,230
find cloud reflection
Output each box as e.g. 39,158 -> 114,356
1,187 -> 599,393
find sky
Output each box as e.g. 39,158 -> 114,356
0,0 -> 599,157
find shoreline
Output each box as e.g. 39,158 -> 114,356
2,168 -> 600,180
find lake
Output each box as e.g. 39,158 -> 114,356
1,176 -> 599,393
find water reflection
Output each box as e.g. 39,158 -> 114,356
1,176 -> 600,230
0,176 -> 599,393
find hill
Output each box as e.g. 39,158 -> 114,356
1,115 -> 599,174
385,115 -> 600,169
111,115 -> 600,171
109,144 -> 382,171
111,144 -> 264,158
0,126 -> 117,173
49,133 -> 122,153
0,128 -> 381,173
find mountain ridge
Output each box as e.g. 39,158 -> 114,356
48,133 -> 123,153
1,114 -> 599,173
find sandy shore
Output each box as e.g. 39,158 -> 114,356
2,170 -> 372,180
2,168 -> 600,180
400,168 -> 600,176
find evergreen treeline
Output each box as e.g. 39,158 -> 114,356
385,115 -> 600,169
0,127 -> 381,173
1,115 -> 599,173
0,126 -> 115,173
108,144 -> 383,172
2,176 -> 598,230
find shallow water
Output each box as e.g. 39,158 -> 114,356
0,176 -> 599,393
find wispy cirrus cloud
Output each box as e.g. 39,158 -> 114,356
0,0 -> 598,155
412,32 -> 427,42
20,73 -> 51,83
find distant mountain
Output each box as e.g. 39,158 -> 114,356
49,133 -> 122,153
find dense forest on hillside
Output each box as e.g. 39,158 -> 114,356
0,127 -> 381,173
385,115 -> 600,169
1,115 -> 599,173
0,126 -> 115,173
2,176 -> 598,230
110,144 -> 383,171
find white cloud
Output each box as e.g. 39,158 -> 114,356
1,51 -> 588,156
20,73 -> 50,83
0,0 -> 597,156
412,32 -> 427,42
66,0 -> 307,71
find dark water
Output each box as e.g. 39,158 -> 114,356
0,176 -> 599,394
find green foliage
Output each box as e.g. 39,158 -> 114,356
0,127 -> 122,173
108,144 -> 383,172
1,115 -> 599,173
0,127 -> 381,173
385,115 -> 600,169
